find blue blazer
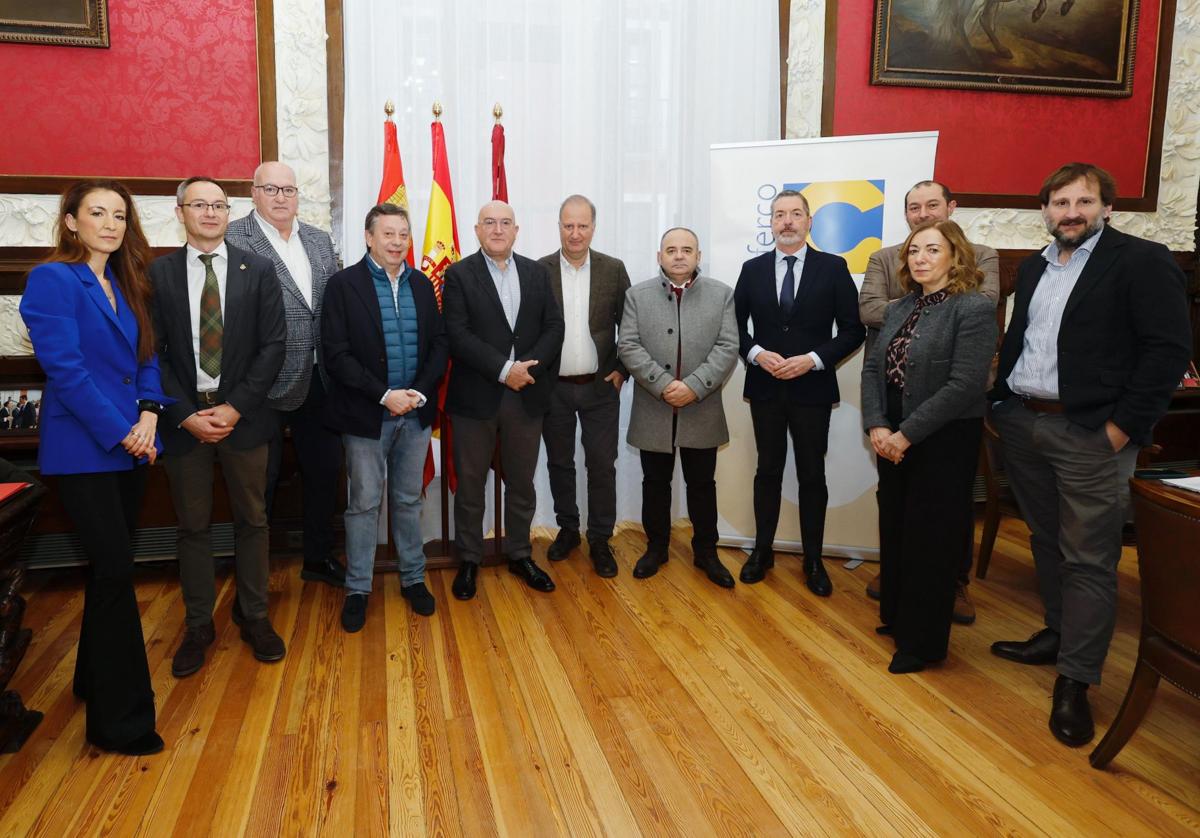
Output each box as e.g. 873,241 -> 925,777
20,261 -> 170,475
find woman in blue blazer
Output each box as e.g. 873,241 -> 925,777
20,180 -> 169,756
860,220 -> 998,675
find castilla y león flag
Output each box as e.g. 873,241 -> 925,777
420,119 -> 460,491
378,116 -> 415,267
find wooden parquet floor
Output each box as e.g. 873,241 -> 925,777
0,519 -> 1197,836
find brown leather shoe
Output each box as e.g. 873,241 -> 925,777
171,620 -> 215,678
953,583 -> 976,625
866,572 -> 881,601
239,617 -> 286,662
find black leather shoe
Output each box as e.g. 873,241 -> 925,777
301,556 -> 346,587
991,627 -> 1061,666
452,562 -> 479,600
239,617 -> 286,662
739,548 -> 774,584
588,538 -> 618,578
695,551 -> 735,589
1050,675 -> 1094,746
805,557 -> 833,597
401,582 -> 436,617
888,652 -> 926,674
508,557 -> 555,592
341,593 -> 368,632
171,620 -> 215,678
633,550 -> 668,579
547,528 -> 581,561
90,730 -> 165,756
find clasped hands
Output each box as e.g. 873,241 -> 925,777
182,403 -> 241,444
122,410 -> 159,463
869,426 -> 910,464
383,389 -> 423,416
662,379 -> 697,407
756,350 -> 815,380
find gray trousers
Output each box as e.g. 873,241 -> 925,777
451,390 -> 544,564
163,439 -> 271,628
992,399 -> 1138,684
541,379 -> 620,540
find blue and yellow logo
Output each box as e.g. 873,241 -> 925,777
784,180 -> 884,274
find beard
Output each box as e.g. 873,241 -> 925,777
1047,215 -> 1105,249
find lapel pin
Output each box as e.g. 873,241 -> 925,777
240,263 -> 247,271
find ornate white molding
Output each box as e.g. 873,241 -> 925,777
785,0 -> 826,140
786,0 -> 1200,252
0,0 -> 331,247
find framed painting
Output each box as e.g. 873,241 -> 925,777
871,0 -> 1139,97
0,0 -> 109,48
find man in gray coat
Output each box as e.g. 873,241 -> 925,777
618,227 -> 739,587
226,161 -> 346,588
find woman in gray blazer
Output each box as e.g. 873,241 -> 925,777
861,220 -> 998,674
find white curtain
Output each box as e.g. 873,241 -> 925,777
341,0 -> 779,540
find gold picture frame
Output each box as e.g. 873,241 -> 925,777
0,0 -> 109,49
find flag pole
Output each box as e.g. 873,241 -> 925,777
489,102 -> 506,562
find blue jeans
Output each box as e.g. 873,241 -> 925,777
343,413 -> 432,593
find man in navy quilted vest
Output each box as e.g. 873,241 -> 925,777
320,204 -> 448,629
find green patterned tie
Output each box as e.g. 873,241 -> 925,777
197,253 -> 222,378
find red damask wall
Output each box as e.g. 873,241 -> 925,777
831,2 -> 1164,200
0,0 -> 261,181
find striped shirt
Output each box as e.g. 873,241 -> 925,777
1006,225 -> 1104,400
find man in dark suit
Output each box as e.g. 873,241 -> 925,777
226,161 -> 345,588
443,200 -> 565,600
0,400 -> 12,430
733,188 -> 865,596
321,203 -> 448,629
988,163 -> 1191,747
538,195 -> 631,577
16,395 -> 36,429
151,176 -> 287,679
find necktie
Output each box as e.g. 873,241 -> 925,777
780,255 -> 797,318
198,253 -> 223,378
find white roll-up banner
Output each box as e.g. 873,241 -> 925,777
709,132 -> 939,559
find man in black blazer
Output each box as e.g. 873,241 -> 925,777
538,195 -> 631,577
152,176 -> 287,679
443,200 -> 565,600
988,163 -> 1191,747
733,188 -> 865,595
321,203 -> 448,628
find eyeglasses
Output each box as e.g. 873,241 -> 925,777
180,201 -> 232,214
253,184 -> 299,198
480,218 -> 514,229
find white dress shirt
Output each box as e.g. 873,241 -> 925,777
558,252 -> 599,377
484,252 -> 521,382
746,245 -> 824,371
186,242 -> 228,392
253,211 -> 313,307
1006,225 -> 1104,400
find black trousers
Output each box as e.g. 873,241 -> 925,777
749,399 -> 831,560
57,467 -> 156,748
541,380 -> 620,540
452,390 -> 544,564
264,368 -> 343,566
877,413 -> 983,662
640,446 -> 718,554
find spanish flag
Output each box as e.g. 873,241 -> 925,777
420,118 -> 460,490
377,114 -> 415,267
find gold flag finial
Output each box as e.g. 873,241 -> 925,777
493,103 -> 503,122
384,100 -> 394,118
432,101 -> 443,120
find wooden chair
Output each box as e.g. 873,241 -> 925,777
1090,478 -> 1200,769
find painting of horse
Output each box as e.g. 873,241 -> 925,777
871,0 -> 1138,97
